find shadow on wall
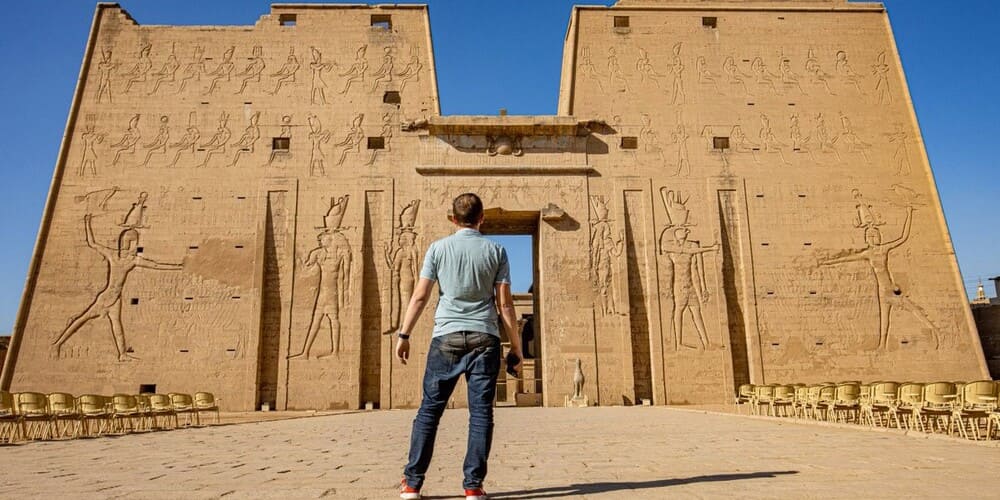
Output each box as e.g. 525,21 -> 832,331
454,471 -> 801,499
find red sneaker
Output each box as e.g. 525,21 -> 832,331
400,478 -> 421,499
464,487 -> 488,500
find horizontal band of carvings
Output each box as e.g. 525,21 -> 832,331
415,165 -> 596,176
409,116 -> 604,137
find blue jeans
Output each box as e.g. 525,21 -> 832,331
404,331 -> 501,490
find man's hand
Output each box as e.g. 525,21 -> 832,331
507,346 -> 523,376
396,338 -> 410,364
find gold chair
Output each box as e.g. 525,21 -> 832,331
811,385 -> 837,421
735,384 -> 754,414
830,383 -> 862,423
0,390 -> 24,443
792,385 -> 811,418
891,383 -> 924,430
148,394 -> 178,429
918,382 -> 958,434
110,394 -> 144,434
46,393 -> 81,439
863,381 -> 900,427
169,393 -> 199,426
769,385 -> 796,417
15,392 -> 52,440
953,380 -> 998,440
194,392 -> 221,425
752,384 -> 775,416
76,394 -> 111,437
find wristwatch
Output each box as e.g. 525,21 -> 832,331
397,332 -> 410,340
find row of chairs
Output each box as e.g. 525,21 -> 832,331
0,391 -> 220,443
736,380 -> 1000,440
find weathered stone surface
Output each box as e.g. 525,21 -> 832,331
0,1 -> 988,410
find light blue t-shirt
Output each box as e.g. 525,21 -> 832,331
420,228 -> 510,338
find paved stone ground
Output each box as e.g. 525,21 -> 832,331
3,407 -> 1000,499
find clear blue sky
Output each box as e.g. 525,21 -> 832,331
0,0 -> 996,333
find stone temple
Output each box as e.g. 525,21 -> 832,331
1,0 -> 989,411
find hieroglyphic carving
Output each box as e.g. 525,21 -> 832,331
819,191 -> 938,349
309,47 -> 334,104
307,114 -> 332,176
723,56 -> 750,95
167,112 -> 200,168
589,196 -> 624,316
370,47 -> 395,91
758,113 -> 790,165
887,124 -> 912,175
834,51 -> 865,94
77,115 -> 105,177
836,112 -> 872,163
636,48 -> 663,88
334,113 -> 365,166
95,49 -> 118,103
384,200 -> 420,332
669,122 -> 691,176
205,46 -> 236,95
778,57 -> 805,94
668,43 -> 685,104
396,46 -> 422,93
607,47 -> 629,93
750,56 -> 778,94
53,192 -> 183,361
148,44 -> 180,95
137,116 -> 169,167
122,43 -> 153,94
811,112 -> 840,161
110,114 -> 141,167
639,114 -> 665,165
235,46 -> 266,94
175,46 -> 206,94
366,112 -> 393,166
198,112 -> 231,167
289,195 -> 353,360
657,188 -> 719,350
579,46 -> 606,94
229,112 -> 261,167
871,50 -> 892,104
268,115 -> 293,166
339,45 -> 368,94
789,113 -> 808,152
805,48 -> 834,95
697,56 -> 721,94
267,48 -> 300,95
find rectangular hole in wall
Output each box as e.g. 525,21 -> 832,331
184,297 -> 194,301
236,196 -> 247,200
188,246 -> 199,250
278,13 -> 297,27
192,196 -> 202,200
747,102 -> 755,106
613,16 -> 630,28
761,242 -> 770,246
900,340 -> 910,345
755,194 -> 764,198
788,103 -> 796,106
751,147 -> 761,151
371,14 -> 391,30
620,136 -> 638,149
383,91 -> 401,104
367,137 -> 386,150
232,296 -> 241,300
139,384 -> 156,394
778,16 -> 785,20
136,246 -> 144,254
742,59 -> 751,63
200,101 -> 209,105
815,341 -> 824,346
226,349 -> 237,353
243,102 -> 252,105
235,245 -> 244,249
766,291 -> 775,296
179,349 -> 189,353
803,242 -> 813,246
130,298 -> 139,305
771,342 -> 780,347
702,16 -> 717,28
809,291 -> 817,295
793,148 -> 801,151
713,136 -> 730,150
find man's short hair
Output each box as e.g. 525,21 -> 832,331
452,193 -> 484,227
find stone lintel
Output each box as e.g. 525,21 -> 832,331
423,116 -> 602,137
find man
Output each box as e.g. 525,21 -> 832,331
396,193 -> 522,500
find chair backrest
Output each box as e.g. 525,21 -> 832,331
194,392 -> 216,407
135,394 -> 151,410
835,383 -> 861,403
818,385 -> 837,403
773,385 -> 796,401
961,380 -> 998,408
0,390 -> 15,416
871,382 -> 900,404
16,392 -> 49,415
794,385 -> 810,402
149,394 -> 173,411
47,393 -> 77,415
922,382 -> 958,406
858,384 -> 872,402
753,384 -> 775,400
169,393 -> 194,409
76,394 -> 107,415
112,394 -> 139,413
807,385 -> 826,402
737,384 -> 754,398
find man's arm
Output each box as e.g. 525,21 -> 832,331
496,282 -> 523,372
395,277 -> 435,365
137,257 -> 183,271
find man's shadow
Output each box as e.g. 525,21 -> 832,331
422,471 -> 798,499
